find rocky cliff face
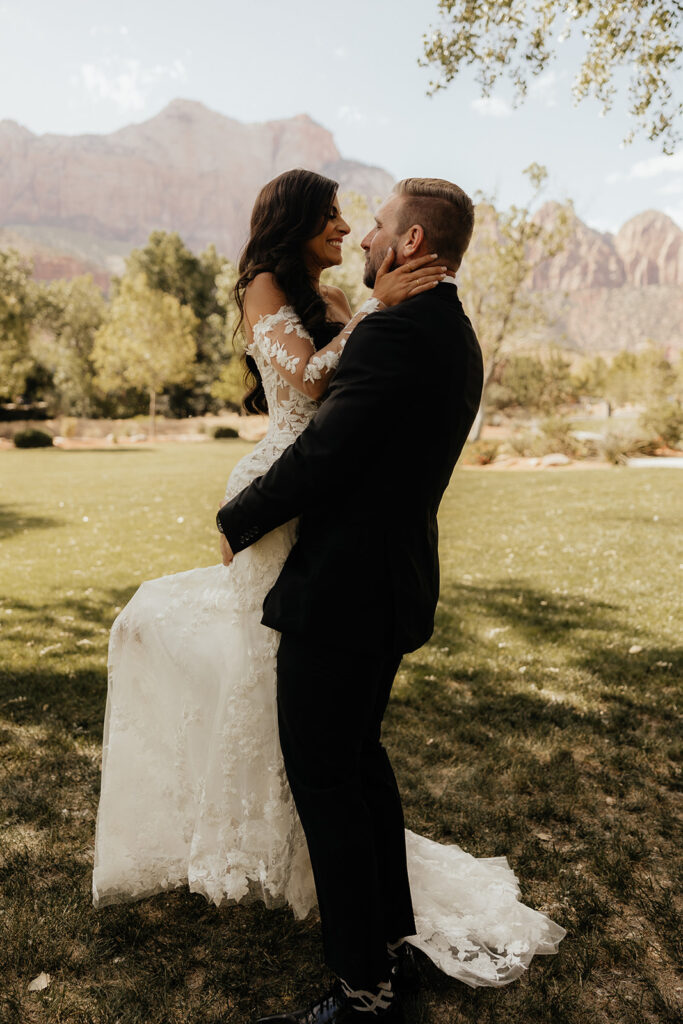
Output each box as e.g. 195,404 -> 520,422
0,99 -> 393,259
530,205 -> 626,290
526,205 -> 683,351
614,210 -> 683,287
1,99 -> 681,352
530,204 -> 683,290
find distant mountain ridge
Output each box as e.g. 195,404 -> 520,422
0,99 -> 392,260
0,99 -> 681,352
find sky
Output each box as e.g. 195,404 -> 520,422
1,0 -> 682,232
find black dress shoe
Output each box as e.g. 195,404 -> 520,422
256,981 -> 404,1023
390,942 -> 420,993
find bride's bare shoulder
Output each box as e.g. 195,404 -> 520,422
321,283 -> 352,321
245,272 -> 288,316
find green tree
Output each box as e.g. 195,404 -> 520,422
458,164 -> 570,437
212,258 -> 250,410
637,342 -> 678,404
604,350 -> 641,406
574,354 -> 610,404
491,349 -> 575,413
33,275 -> 106,416
210,357 -> 247,410
125,232 -> 231,414
421,1 -> 682,152
0,249 -> 38,401
92,273 -> 197,437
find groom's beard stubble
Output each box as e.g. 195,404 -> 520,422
363,244 -> 399,288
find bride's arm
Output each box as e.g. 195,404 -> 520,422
245,273 -> 378,401
245,257 -> 446,401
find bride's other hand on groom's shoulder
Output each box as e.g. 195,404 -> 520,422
217,499 -> 234,566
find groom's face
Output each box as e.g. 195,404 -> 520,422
361,195 -> 403,287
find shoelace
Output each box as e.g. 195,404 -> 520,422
340,979 -> 393,1014
303,991 -> 338,1024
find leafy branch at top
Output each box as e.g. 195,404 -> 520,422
421,0 -> 683,152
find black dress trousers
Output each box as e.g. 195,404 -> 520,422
276,632 -> 416,989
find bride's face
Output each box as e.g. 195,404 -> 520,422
303,200 -> 350,273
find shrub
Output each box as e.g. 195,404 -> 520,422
639,400 -> 683,448
463,440 -> 500,465
508,431 -> 544,458
213,425 -> 239,440
538,416 -> 585,458
13,428 -> 53,448
598,433 -> 659,465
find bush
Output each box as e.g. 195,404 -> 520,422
598,433 -> 659,465
13,428 -> 53,448
213,425 -> 239,440
508,430 -> 544,458
508,419 -> 585,459
538,416 -> 586,458
639,400 -> 683,448
463,440 -> 500,465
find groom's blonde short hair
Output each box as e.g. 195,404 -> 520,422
393,178 -> 474,271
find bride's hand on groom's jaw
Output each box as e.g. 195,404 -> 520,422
371,250 -> 448,307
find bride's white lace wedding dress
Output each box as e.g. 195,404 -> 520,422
93,301 -> 565,987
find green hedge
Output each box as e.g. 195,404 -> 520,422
13,428 -> 54,449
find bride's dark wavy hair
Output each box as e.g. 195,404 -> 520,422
234,168 -> 346,414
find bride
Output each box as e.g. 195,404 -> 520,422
93,168 -> 565,997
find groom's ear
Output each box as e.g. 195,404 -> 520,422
401,224 -> 425,258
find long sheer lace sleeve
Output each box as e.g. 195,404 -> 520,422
251,299 -> 383,401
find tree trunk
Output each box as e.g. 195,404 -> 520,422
469,403 -> 485,442
149,388 -> 156,439
469,375 -> 492,441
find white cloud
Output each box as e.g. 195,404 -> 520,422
79,57 -> 186,112
629,151 -> 683,179
337,104 -> 366,123
471,96 -> 513,118
529,70 -> 559,108
334,46 -> 347,59
604,152 -> 682,188
659,178 -> 683,196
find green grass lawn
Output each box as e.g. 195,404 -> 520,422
1,444 -> 681,1024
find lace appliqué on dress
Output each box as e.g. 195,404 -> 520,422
93,300 -> 565,985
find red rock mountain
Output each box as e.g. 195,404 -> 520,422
0,99 -> 681,351
0,99 -> 392,263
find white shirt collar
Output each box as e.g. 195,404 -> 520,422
441,275 -> 457,286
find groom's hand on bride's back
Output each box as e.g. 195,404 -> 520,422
217,499 -> 234,565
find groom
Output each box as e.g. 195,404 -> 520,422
217,178 -> 483,1023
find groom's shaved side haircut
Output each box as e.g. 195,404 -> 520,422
393,178 -> 474,271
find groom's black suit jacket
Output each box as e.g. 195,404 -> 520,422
218,283 -> 483,655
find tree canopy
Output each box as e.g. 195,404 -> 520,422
0,249 -> 37,401
92,273 -> 197,435
421,0 -> 683,152
124,232 -> 234,414
457,164 -> 571,436
33,275 -> 106,416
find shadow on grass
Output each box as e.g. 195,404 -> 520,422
1,580 -> 681,1023
57,448 -> 153,454
0,503 -> 65,541
0,588 -> 136,738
